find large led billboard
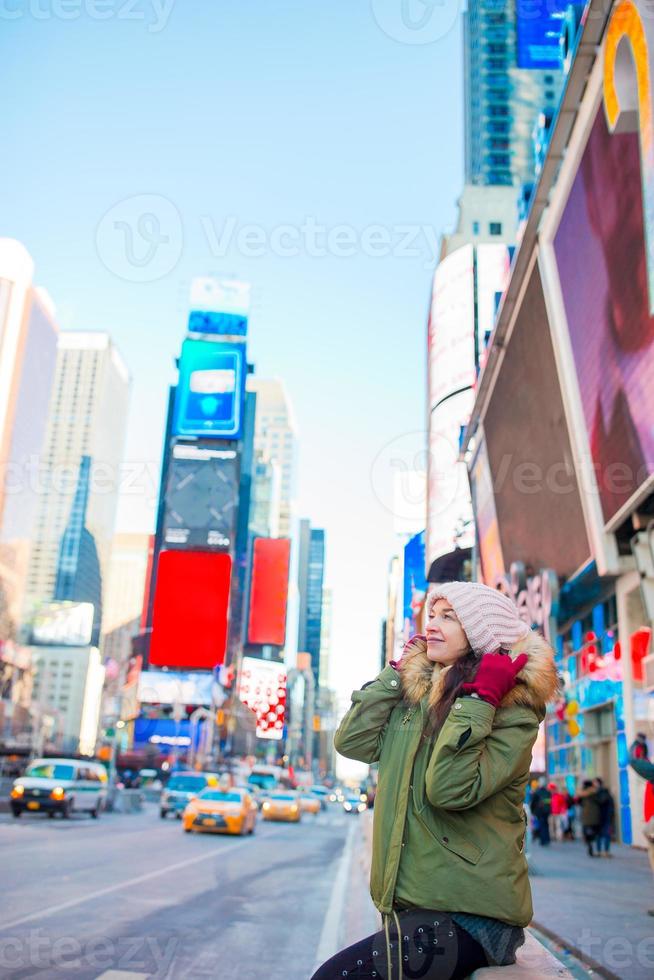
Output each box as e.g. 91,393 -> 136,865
172,338 -> 246,440
162,443 -> 239,550
238,656 -> 287,740
137,669 -> 214,706
149,550 -> 232,669
428,245 -> 475,414
247,537 -> 291,647
403,530 -> 427,642
553,107 -> 654,526
516,0 -> 569,70
469,434 -> 505,586
31,601 -> 94,646
188,277 -> 250,338
483,262 -> 590,577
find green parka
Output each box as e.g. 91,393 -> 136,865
334,630 -> 558,927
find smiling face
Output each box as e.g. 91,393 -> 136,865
425,596 -> 472,666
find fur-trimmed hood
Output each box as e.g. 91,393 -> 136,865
400,630 -> 560,717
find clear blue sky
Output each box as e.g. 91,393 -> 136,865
2,1 -> 464,701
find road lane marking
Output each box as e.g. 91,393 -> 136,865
0,828 -> 284,933
94,973 -> 149,979
312,818 -> 358,972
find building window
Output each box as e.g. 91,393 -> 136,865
489,222 -> 502,236
472,220 -> 480,235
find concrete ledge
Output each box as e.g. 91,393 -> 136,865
469,932 -> 572,977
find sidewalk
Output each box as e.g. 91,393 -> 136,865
529,839 -> 654,979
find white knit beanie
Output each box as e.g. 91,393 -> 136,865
429,581 -> 530,655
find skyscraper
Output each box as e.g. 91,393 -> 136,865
246,377 -> 297,538
297,520 -> 325,689
318,586 -> 332,689
23,333 -> 130,638
0,239 -> 59,630
463,0 -> 564,187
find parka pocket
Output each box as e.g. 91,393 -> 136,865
414,805 -> 483,865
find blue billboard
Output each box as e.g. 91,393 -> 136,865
187,277 -> 250,338
403,530 -> 428,641
516,0 -> 569,69
133,716 -> 205,750
172,338 -> 246,440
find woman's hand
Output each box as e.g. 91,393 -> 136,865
460,651 -> 528,707
390,633 -> 427,671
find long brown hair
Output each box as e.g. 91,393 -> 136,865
426,649 -> 481,738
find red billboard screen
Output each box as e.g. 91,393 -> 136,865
247,538 -> 290,646
149,550 -> 231,669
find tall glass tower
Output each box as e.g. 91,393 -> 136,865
463,0 -> 564,187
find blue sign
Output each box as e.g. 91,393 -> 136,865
187,277 -> 250,339
172,339 -> 246,440
188,310 -> 248,337
403,530 -> 428,639
516,0 -> 569,69
133,717 -> 204,749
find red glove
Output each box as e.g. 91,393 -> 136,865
390,634 -> 426,671
460,652 -> 528,707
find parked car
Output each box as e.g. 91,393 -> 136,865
10,758 -> 108,819
183,787 -> 257,836
160,772 -> 219,819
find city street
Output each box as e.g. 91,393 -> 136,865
0,804 -> 362,980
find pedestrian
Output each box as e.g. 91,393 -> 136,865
549,782 -> 568,842
577,780 -> 601,857
530,778 -> 553,846
313,581 -> 559,979
628,735 -> 654,916
564,789 -> 577,840
594,778 -> 615,857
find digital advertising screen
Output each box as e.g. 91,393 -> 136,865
187,277 -> 250,338
469,434 -> 505,586
162,443 -> 240,550
172,338 -> 246,440
137,669 -> 214,706
403,530 -> 427,642
247,538 -> 291,647
516,0 -> 569,70
428,244 -> 475,414
553,107 -> 654,525
238,656 -> 287,740
149,550 -> 232,669
31,601 -> 94,646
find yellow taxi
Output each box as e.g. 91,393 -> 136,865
260,790 -> 302,822
182,787 -> 257,835
298,793 -> 321,816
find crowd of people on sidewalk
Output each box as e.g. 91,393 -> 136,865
526,775 -> 615,857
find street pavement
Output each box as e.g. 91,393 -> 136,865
529,839 -> 654,980
5,801 -> 652,980
0,802 -> 364,980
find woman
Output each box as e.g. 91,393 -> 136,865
312,581 -> 558,980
